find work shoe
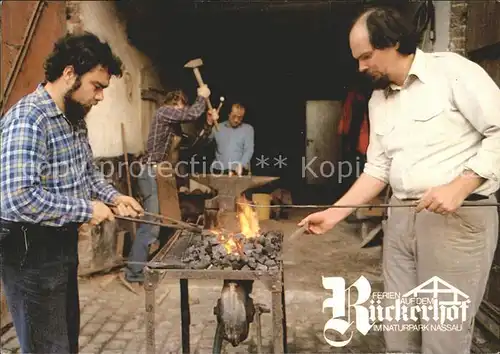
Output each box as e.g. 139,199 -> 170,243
118,272 -> 143,294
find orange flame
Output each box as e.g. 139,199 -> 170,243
209,195 -> 260,255
237,195 -> 260,239
224,235 -> 239,254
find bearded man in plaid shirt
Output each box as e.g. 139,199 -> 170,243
0,32 -> 143,353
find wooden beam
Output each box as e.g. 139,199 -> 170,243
0,1 -> 46,115
468,41 -> 500,63
466,0 -> 500,53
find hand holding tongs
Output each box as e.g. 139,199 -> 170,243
104,202 -> 203,233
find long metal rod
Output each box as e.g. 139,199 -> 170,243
106,201 -> 198,226
120,123 -> 137,241
289,225 -> 308,241
180,279 -> 190,354
106,203 -> 202,231
113,215 -> 202,233
144,272 -> 156,354
281,269 -> 288,353
255,309 -> 263,354
237,201 -> 500,209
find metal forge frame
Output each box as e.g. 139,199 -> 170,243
143,229 -> 288,354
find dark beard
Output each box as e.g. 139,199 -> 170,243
63,77 -> 91,129
360,72 -> 391,90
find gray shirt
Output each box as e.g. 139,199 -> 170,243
209,121 -> 254,171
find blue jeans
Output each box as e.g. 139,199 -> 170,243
125,165 -> 160,282
0,221 -> 80,353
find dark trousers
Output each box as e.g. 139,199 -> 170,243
0,221 -> 80,353
125,165 -> 160,282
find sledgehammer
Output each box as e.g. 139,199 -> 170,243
184,58 -> 219,130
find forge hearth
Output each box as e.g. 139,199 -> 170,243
181,231 -> 283,271
143,229 -> 287,354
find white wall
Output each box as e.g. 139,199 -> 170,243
420,1 -> 451,53
70,1 -> 163,158
434,1 -> 451,52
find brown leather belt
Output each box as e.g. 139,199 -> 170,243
402,193 -> 488,202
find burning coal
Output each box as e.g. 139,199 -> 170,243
181,230 -> 283,271
181,194 -> 282,270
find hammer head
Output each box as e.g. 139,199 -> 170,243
184,58 -> 203,68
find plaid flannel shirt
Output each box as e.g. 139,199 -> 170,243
0,83 -> 121,227
144,96 -> 207,163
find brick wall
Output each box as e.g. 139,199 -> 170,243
449,0 -> 468,55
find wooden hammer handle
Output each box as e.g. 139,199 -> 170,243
216,100 -> 224,113
193,67 -> 205,86
193,68 -> 213,110
193,67 -> 218,130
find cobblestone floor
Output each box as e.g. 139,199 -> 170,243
2,211 -> 500,353
1,276 -> 387,354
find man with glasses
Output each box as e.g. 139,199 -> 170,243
207,103 -> 254,176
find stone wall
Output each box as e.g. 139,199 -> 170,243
449,0 -> 469,55
66,1 -> 163,158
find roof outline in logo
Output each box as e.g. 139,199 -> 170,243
402,276 -> 469,301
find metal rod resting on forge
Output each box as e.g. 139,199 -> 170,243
237,201 -> 500,209
105,202 -> 202,231
113,215 -> 202,232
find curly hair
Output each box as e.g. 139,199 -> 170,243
163,90 -> 187,106
44,31 -> 123,82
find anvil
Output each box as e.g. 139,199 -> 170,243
190,174 -> 279,226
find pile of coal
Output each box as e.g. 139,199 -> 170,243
181,230 -> 283,271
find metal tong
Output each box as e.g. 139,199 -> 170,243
105,202 -> 203,233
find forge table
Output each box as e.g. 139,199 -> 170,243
143,229 -> 288,354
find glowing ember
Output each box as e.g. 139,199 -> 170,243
181,230 -> 283,271
220,234 -> 243,255
208,195 -> 261,255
